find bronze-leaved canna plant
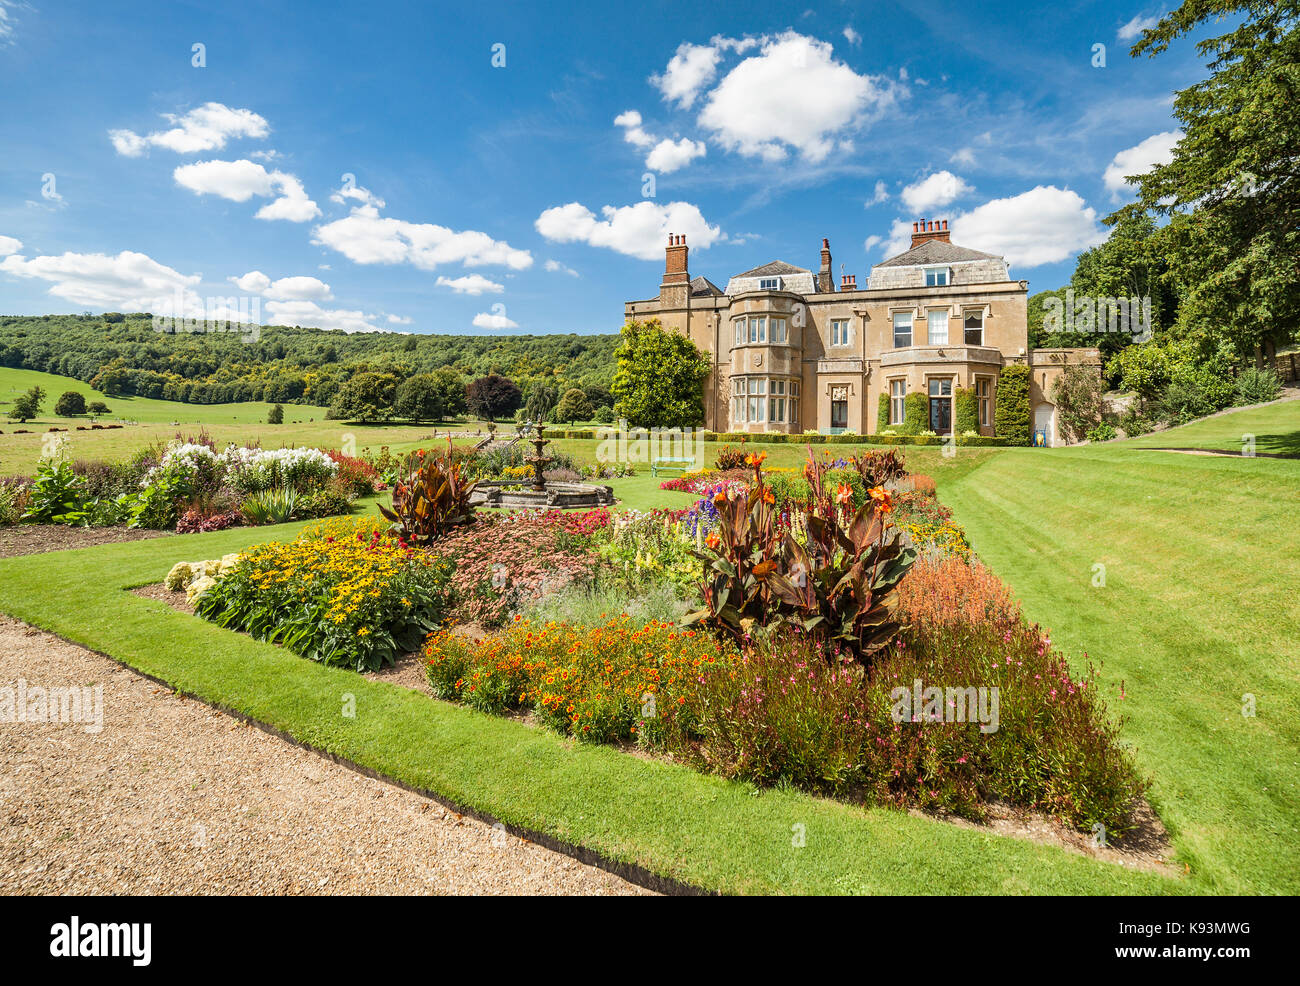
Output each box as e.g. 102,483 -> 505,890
378,440 -> 478,544
687,447 -> 915,665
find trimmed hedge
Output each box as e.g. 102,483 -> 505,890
529,426 -> 1010,447
995,364 -> 1032,446
955,386 -> 979,434
877,392 -> 890,433
902,391 -> 928,435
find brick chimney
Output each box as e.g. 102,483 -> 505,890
660,233 -> 690,307
817,237 -> 833,293
840,273 -> 858,291
910,218 -> 951,248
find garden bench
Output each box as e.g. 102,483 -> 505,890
651,457 -> 695,477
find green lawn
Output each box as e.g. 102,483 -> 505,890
1125,396 -> 1300,456
0,524 -> 1177,895
943,429 -> 1300,894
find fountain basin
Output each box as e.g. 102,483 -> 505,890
469,480 -> 615,510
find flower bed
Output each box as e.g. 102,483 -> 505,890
424,616 -> 732,744
192,518 -> 452,671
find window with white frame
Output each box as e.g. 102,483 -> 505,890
769,379 -> 786,423
747,377 -> 767,423
789,380 -> 799,425
925,267 -> 949,287
748,315 -> 767,344
964,310 -> 984,345
770,316 -> 787,344
889,379 -> 905,424
830,318 -> 851,346
759,277 -> 781,291
892,312 -> 913,348
927,310 -> 949,345
734,319 -> 744,346
976,377 -> 991,426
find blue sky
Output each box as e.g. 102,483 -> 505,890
0,0 -> 1205,335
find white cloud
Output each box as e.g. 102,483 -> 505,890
109,102 -> 269,157
535,200 -> 722,261
172,159 -> 320,222
951,186 -> 1107,267
250,149 -> 281,162
865,180 -> 889,206
544,259 -> 579,277
473,310 -> 519,330
950,147 -> 977,167
314,203 -> 532,271
651,42 -> 723,108
614,110 -> 655,149
1118,12 -> 1161,41
0,235 -> 21,256
697,32 -> 899,163
0,2 -> 20,44
878,219 -> 917,258
264,300 -> 385,333
229,271 -> 332,301
863,234 -> 884,253
646,137 -> 706,173
330,181 -> 386,209
436,273 -> 504,295
0,248 -> 200,310
386,314 -> 412,325
1103,130 -> 1181,198
900,170 -> 974,212
843,26 -> 862,46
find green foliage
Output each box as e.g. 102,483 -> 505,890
902,391 -> 928,435
954,386 -> 979,434
554,387 -> 594,424
994,365 -> 1031,446
327,371 -> 398,422
1086,422 -> 1118,443
54,390 -> 86,416
1108,344 -> 1170,410
393,373 -> 445,422
378,445 -> 478,544
239,487 -> 299,526
6,386 -> 44,422
86,401 -> 111,415
876,392 -> 890,432
524,382 -> 558,422
611,319 -> 710,429
267,402 -> 284,424
1050,363 -> 1104,444
465,373 -> 522,422
1235,366 -> 1282,406
0,480 -> 27,525
1124,2 -> 1300,362
22,459 -> 87,524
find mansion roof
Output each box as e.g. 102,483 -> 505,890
731,260 -> 810,279
874,238 -> 1002,268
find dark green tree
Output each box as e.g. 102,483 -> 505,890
554,387 -> 594,424
994,365 -> 1032,446
610,319 -> 710,429
393,373 -> 446,422
268,403 -> 284,424
327,371 -> 398,421
54,390 -> 86,416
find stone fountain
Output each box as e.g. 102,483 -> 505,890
469,420 -> 614,510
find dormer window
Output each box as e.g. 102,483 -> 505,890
759,277 -> 782,290
924,267 -> 949,287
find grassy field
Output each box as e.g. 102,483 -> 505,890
1126,396 -> 1300,455
0,524 -> 1175,895
943,431 -> 1300,894
1,369 -> 1296,893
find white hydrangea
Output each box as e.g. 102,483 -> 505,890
161,442 -> 221,472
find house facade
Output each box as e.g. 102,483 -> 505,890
624,221 -> 1099,445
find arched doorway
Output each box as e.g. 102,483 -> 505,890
1033,402 -> 1055,447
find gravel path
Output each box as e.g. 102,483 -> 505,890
0,617 -> 651,895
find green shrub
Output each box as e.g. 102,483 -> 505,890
994,365 -> 1032,446
239,487 -> 299,525
877,392 -> 890,432
954,387 -> 979,434
902,392 -> 927,435
1086,422 -> 1118,443
22,460 -> 88,524
267,403 -> 284,424
0,480 -> 28,525
1234,366 -> 1282,406
1050,363 -> 1104,444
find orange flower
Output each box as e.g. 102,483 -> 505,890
835,482 -> 853,506
745,451 -> 768,466
762,488 -> 775,505
868,485 -> 893,513
705,531 -> 720,549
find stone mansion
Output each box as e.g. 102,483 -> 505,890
624,220 -> 1099,445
